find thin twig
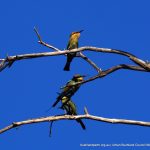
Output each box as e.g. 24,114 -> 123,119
34,27 -> 61,52
1,28 -> 150,73
1,29 -> 150,75
49,121 -> 54,137
33,28 -> 150,72
78,52 -> 102,73
1,114 -> 150,134
34,28 -> 102,73
34,27 -> 42,42
84,107 -> 89,115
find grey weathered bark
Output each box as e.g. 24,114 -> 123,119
0,28 -> 150,135
1,112 -> 150,134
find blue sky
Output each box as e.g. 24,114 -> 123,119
0,0 -> 150,149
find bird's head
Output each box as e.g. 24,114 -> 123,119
72,74 -> 86,82
70,30 -> 84,39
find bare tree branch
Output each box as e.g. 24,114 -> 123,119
34,28 -> 102,73
34,27 -> 61,52
0,46 -> 150,72
0,28 -> 150,78
78,52 -> 102,73
0,29 -> 149,136
1,113 -> 150,134
129,56 -> 150,71
80,64 -> 149,85
33,28 -> 150,72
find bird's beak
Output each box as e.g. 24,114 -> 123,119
78,30 -> 84,33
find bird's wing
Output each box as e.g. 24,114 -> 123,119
60,80 -> 72,89
52,88 -> 73,107
67,40 -> 71,50
52,81 -> 78,107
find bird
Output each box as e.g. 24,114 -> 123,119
60,96 -> 86,130
64,30 -> 84,71
52,74 -> 85,108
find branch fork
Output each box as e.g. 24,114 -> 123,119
0,28 -> 150,135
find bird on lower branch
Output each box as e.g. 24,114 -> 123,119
60,96 -> 86,130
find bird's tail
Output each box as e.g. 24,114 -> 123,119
64,61 -> 71,71
64,54 -> 74,71
77,119 -> 86,130
52,98 -> 60,107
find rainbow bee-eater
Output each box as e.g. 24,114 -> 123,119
61,96 -> 86,130
63,30 -> 84,71
52,74 -> 85,107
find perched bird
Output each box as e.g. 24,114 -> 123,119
61,96 -> 86,130
52,74 -> 85,107
64,30 -> 84,71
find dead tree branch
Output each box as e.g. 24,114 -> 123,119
78,52 -> 102,73
0,29 -> 149,136
79,64 -> 149,85
34,27 -> 61,52
34,27 -> 102,73
0,46 -> 150,73
1,113 -> 150,134
1,28 -> 149,74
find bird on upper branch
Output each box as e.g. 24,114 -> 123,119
60,96 -> 86,130
64,30 -> 84,71
52,74 -> 85,107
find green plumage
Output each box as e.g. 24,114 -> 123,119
52,74 -> 85,107
67,39 -> 79,50
61,96 -> 86,130
64,30 -> 83,71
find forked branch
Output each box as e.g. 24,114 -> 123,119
34,27 -> 102,72
0,28 -> 150,74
